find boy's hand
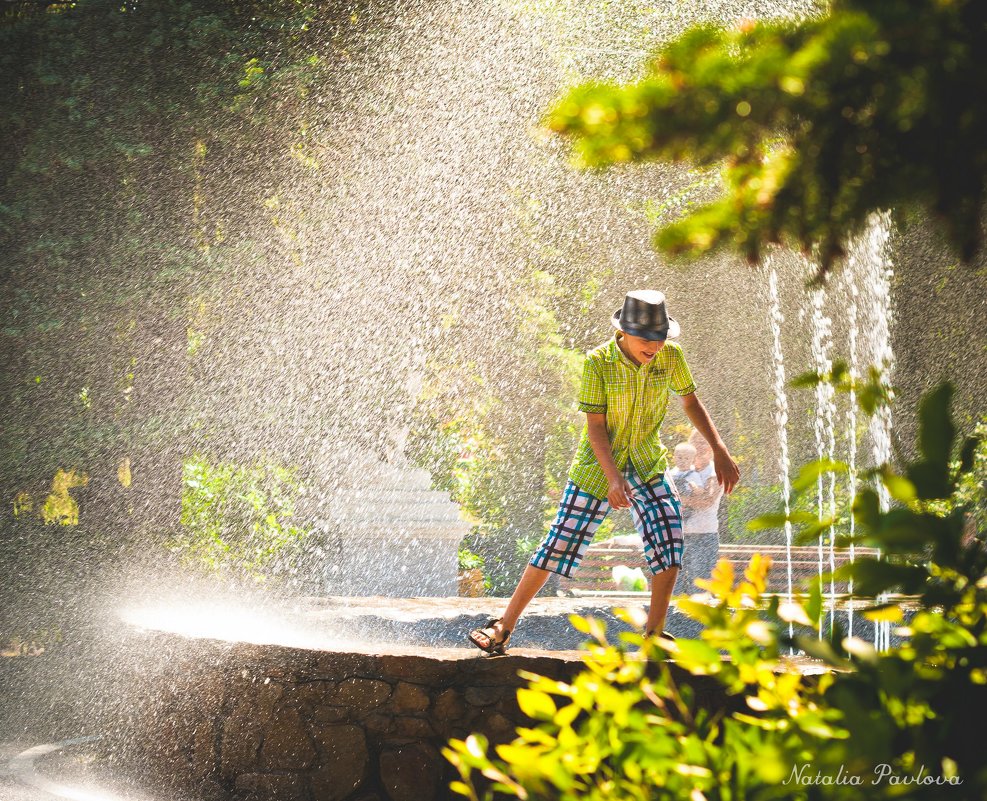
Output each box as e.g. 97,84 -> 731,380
713,447 -> 740,494
607,478 -> 635,509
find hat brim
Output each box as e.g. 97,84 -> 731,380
611,309 -> 680,340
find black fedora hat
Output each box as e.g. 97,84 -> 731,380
611,290 -> 680,341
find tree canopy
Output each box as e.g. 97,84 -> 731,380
548,0 -> 987,275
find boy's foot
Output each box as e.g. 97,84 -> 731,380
645,629 -> 676,641
468,619 -> 512,654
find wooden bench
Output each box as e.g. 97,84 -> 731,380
558,539 -> 881,594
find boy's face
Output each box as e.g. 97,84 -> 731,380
619,331 -> 666,365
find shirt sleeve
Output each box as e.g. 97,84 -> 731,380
577,353 -> 607,414
671,346 -> 698,396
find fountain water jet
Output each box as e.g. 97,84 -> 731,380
842,265 -> 861,638
767,263 -> 796,645
857,212 -> 896,650
809,280 -> 839,636
764,212 -> 898,649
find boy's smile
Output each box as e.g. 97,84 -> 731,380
617,330 -> 666,366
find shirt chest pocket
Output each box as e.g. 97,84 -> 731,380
644,372 -> 670,401
605,381 -> 633,407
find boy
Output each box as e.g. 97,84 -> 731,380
468,290 -> 739,653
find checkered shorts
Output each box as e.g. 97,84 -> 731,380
530,467 -> 683,578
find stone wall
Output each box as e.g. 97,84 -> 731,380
116,633 -> 728,801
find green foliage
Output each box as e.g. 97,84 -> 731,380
792,361 -> 894,417
445,380 -> 987,800
459,548 -> 485,572
547,0 -> 987,274
953,418 -> 987,536
409,265 -> 586,591
169,454 -> 311,581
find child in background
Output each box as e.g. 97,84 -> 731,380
675,430 -> 724,593
668,442 -> 699,504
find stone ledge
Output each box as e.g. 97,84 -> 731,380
114,629 -> 727,801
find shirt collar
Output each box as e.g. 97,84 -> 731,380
609,333 -> 641,369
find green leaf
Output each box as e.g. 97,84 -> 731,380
554,702 -> 582,728
792,458 -> 848,493
805,580 -> 823,626
790,370 -> 822,388
569,614 -> 607,642
794,709 -> 849,739
958,435 -> 979,475
517,688 -> 557,721
829,360 -> 849,386
917,382 -> 955,467
906,461 -> 951,501
861,603 -> 903,623
844,558 -> 927,596
670,639 -> 723,673
852,489 -> 881,531
748,510 -> 815,532
794,636 -> 851,668
880,469 -> 917,505
793,517 -> 837,546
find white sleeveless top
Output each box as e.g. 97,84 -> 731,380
683,462 -> 722,534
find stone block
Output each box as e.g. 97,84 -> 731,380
482,712 -> 516,743
310,704 -> 351,725
191,718 -> 219,781
147,716 -> 189,779
259,707 -> 318,771
310,652 -> 379,678
221,704 -> 263,778
309,724 -> 369,801
377,654 -> 459,683
385,716 -> 434,741
430,689 -> 466,728
379,743 -> 443,801
330,677 -> 392,710
296,679 -> 338,708
233,771 -> 307,801
390,681 -> 430,714
361,712 -> 394,737
464,685 -> 510,707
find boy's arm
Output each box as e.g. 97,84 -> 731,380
679,393 -> 740,494
586,413 -> 635,509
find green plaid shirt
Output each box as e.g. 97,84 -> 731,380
569,334 -> 697,500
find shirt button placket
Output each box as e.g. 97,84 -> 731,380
632,368 -> 645,474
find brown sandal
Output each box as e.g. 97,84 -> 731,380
468,619 -> 512,654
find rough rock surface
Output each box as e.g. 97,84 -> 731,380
116,631 -> 729,801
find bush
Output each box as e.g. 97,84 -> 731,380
459,548 -> 486,572
445,381 -> 987,799
167,454 -> 311,581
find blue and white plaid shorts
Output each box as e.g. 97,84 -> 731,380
530,466 -> 683,578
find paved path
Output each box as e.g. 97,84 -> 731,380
0,741 -> 56,801
1,736 -> 159,801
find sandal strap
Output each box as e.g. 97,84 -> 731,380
477,619 -> 510,645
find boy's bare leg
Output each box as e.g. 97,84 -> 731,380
488,564 -> 553,639
646,566 -> 679,635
